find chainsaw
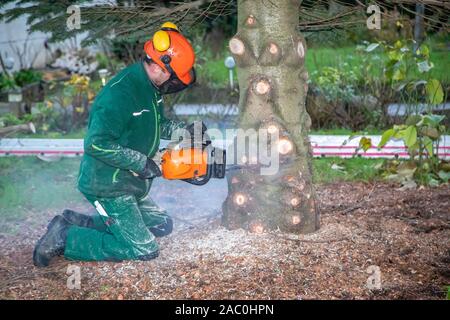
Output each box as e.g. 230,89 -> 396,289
159,137 -> 226,185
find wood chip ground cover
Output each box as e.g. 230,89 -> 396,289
0,182 -> 449,299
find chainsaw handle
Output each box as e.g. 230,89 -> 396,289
181,162 -> 212,186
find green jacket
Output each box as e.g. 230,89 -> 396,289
78,62 -> 184,198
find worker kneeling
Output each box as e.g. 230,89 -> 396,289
33,23 -> 203,266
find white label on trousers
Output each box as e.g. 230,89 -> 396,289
94,200 -> 108,217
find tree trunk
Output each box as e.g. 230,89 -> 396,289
221,0 -> 320,234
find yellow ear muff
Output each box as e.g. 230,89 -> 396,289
153,30 -> 170,52
161,22 -> 178,31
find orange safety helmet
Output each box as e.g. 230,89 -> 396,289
144,22 -> 196,91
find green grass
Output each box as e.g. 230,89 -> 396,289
306,46 -> 356,75
310,128 -> 383,135
197,58 -> 238,89
313,157 -> 384,184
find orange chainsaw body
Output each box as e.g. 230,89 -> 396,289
161,148 -> 208,180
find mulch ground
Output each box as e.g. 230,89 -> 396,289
0,182 -> 449,300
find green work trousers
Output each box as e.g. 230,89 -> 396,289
64,194 -> 170,261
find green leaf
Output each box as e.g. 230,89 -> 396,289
396,81 -> 409,92
392,66 -> 406,81
373,161 -> 384,171
384,60 -> 397,81
402,126 -> 417,149
412,80 -> 427,89
378,129 -> 395,147
359,137 -> 372,152
388,49 -> 403,62
421,127 -> 440,140
331,163 -> 346,172
439,162 -> 450,172
405,115 -> 422,126
397,161 -> 417,177
385,161 -> 417,186
428,176 -> 440,187
393,125 -> 407,130
394,40 -> 404,49
417,60 -> 434,73
438,171 -> 450,182
398,179 -> 417,190
366,43 -> 380,52
405,80 -> 429,92
422,114 -> 445,127
425,79 -> 444,105
416,44 -> 430,59
423,136 -> 434,156
409,142 -> 420,156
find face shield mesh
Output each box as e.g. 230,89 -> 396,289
157,68 -> 196,95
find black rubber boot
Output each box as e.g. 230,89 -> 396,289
62,209 -> 94,228
33,215 -> 70,267
137,250 -> 160,261
149,217 -> 173,237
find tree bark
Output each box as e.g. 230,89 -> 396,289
221,0 -> 320,234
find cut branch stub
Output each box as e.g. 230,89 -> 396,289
291,215 -> 301,225
245,14 -> 257,27
277,136 -> 294,155
297,41 -> 305,59
229,36 -> 255,67
233,192 -> 247,206
229,37 -> 245,55
300,71 -> 309,81
258,42 -> 282,66
283,175 -> 306,192
285,37 -> 306,66
249,220 -> 265,234
267,124 -> 278,134
281,189 -> 301,208
279,209 -> 305,231
259,118 -> 290,146
252,78 -> 271,95
290,196 -> 300,207
260,115 -> 286,131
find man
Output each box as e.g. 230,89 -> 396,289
33,22 -> 206,267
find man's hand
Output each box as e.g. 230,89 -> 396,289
135,158 -> 162,179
